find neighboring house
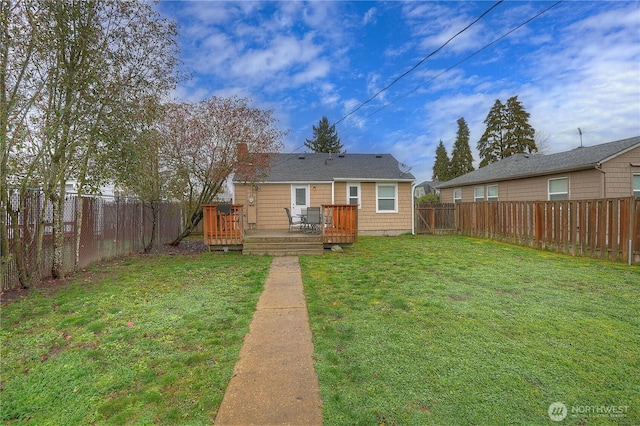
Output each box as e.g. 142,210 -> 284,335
437,136 -> 640,202
233,152 -> 415,235
414,180 -> 439,199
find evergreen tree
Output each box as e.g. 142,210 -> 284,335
450,117 -> 474,178
432,140 -> 451,181
504,95 -> 536,156
304,116 -> 343,153
477,99 -> 507,168
477,96 -> 537,167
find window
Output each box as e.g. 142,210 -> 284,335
377,184 -> 397,212
453,188 -> 462,203
548,177 -> 568,200
487,185 -> 498,201
347,183 -> 361,208
474,186 -> 484,202
634,174 -> 640,197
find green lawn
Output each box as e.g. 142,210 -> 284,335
2,235 -> 638,425
300,235 -> 640,425
1,253 -> 271,424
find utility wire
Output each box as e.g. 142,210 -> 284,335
338,0 -> 564,135
271,1 -> 505,171
275,0 -> 561,167
276,0 -> 504,170
334,0 -> 504,127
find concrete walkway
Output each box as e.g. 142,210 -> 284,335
214,256 -> 323,425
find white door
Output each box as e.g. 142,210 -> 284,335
291,185 -> 309,218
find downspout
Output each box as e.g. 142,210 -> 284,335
596,163 -> 606,198
331,181 -> 335,204
411,182 -> 417,235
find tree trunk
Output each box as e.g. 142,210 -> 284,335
8,204 -> 31,289
143,200 -> 158,253
51,185 -> 66,279
0,188 -> 10,287
168,206 -> 203,246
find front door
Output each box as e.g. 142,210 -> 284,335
291,185 -> 309,218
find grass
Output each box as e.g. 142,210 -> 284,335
1,252 -> 271,424
300,235 -> 640,425
2,235 -> 638,425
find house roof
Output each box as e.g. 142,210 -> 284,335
235,152 -> 415,183
437,136 -> 640,189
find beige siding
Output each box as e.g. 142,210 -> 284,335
602,148 -> 640,197
235,183 -> 334,230
310,183 -> 333,207
235,181 -> 413,233
440,147 -> 639,201
356,182 -> 413,235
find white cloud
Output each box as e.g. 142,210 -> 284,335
319,83 -> 340,107
363,7 -> 377,26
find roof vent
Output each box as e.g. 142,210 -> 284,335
298,155 -> 305,160
338,154 -> 345,158
375,154 -> 382,158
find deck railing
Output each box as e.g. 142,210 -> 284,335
202,204 -> 244,246
321,204 -> 358,244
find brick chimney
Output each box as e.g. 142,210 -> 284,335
235,142 -> 253,182
237,142 -> 249,163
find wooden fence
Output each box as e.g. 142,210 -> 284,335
3,193 -> 183,290
454,197 -> 639,264
415,203 -> 456,234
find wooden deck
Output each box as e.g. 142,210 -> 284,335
203,204 -> 357,255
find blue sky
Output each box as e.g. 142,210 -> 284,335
157,1 -> 640,184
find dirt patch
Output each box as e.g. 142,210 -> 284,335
145,239 -> 209,256
1,239 -> 210,306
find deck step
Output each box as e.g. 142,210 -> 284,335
242,240 -> 324,256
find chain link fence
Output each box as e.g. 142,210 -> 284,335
2,191 -> 182,290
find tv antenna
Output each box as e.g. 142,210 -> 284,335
578,127 -> 583,148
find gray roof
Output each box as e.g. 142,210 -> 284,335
236,152 -> 415,183
437,136 -> 640,188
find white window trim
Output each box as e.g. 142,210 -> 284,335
633,173 -> 640,197
347,183 -> 362,209
376,183 -> 398,213
548,177 -> 569,200
474,186 -> 485,202
487,184 -> 498,201
453,188 -> 462,203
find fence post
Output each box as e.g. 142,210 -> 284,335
629,197 -> 637,265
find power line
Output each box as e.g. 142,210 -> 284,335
334,0 -> 504,127
337,0 -> 564,135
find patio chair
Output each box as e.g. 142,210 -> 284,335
284,207 -> 303,232
305,207 -> 322,233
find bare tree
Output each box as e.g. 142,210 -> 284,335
161,97 -> 286,246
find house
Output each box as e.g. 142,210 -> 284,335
437,136 -> 640,202
233,152 -> 415,235
414,180 -> 439,199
